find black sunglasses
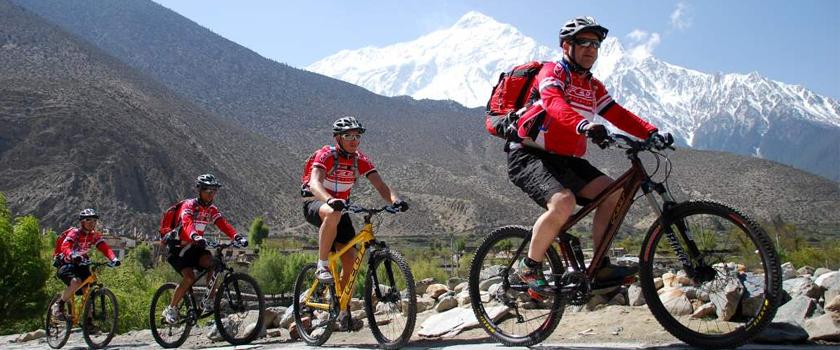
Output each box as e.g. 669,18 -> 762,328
572,38 -> 602,49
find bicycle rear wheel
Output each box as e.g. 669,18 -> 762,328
149,282 -> 193,348
468,225 -> 564,347
640,200 -> 782,349
214,272 -> 266,345
292,263 -> 336,346
45,293 -> 71,349
363,249 -> 416,349
82,287 -> 118,349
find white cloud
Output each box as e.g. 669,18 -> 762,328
626,30 -> 661,61
670,2 -> 692,30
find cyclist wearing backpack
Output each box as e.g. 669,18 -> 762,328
507,17 -> 670,299
301,116 -> 408,288
161,174 -> 248,324
51,208 -> 120,320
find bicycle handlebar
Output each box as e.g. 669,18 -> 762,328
345,203 -> 401,215
602,133 -> 675,153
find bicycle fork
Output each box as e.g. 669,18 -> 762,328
643,181 -> 707,281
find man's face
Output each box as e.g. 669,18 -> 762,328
199,187 -> 218,203
563,31 -> 601,69
337,130 -> 362,153
80,218 -> 97,231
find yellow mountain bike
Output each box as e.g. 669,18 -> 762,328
45,262 -> 118,349
293,203 -> 417,349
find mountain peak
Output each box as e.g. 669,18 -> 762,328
452,11 -> 500,29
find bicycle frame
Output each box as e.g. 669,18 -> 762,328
181,245 -> 234,318
65,266 -> 102,326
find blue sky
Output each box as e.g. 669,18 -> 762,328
152,0 -> 840,100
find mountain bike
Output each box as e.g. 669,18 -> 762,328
293,203 -> 417,349
149,241 -> 265,348
469,134 -> 782,349
45,262 -> 119,349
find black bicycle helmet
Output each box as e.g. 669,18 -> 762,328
79,208 -> 99,220
195,173 -> 222,188
332,116 -> 366,135
559,16 -> 609,46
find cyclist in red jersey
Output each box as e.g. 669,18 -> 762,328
301,116 -> 408,288
508,17 -> 671,299
161,174 -> 248,324
51,208 -> 120,320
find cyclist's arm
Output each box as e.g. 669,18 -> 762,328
308,167 -> 333,202
213,212 -> 238,240
95,240 -> 117,261
179,203 -> 197,242
367,172 -> 400,203
596,78 -> 657,138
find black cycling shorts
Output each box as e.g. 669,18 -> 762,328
507,146 -> 605,208
57,263 -> 92,286
303,200 -> 356,247
167,245 -> 211,274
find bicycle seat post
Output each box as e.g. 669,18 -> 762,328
557,233 -> 586,271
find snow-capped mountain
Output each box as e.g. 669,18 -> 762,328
309,12 -> 840,181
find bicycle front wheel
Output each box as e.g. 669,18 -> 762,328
364,249 -> 416,349
640,200 -> 782,349
82,287 -> 118,349
149,282 -> 193,348
468,225 -> 564,347
292,263 -> 335,346
214,272 -> 266,345
45,293 -> 71,349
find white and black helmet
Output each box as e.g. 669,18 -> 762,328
559,16 -> 609,45
195,173 -> 222,188
332,116 -> 366,135
79,208 -> 99,221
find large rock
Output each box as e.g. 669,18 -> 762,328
653,277 -> 664,290
775,295 -> 816,325
425,284 -> 449,300
804,313 -> 840,342
435,295 -> 458,312
479,276 -> 502,292
349,298 -> 364,312
14,329 -> 45,343
815,271 -> 840,290
447,277 -> 465,290
754,295 -> 816,344
416,296 -> 436,313
781,262 -> 797,280
453,281 -> 469,294
740,273 -> 766,318
278,305 -> 295,329
415,278 -> 436,295
419,305 -> 509,338
827,295 -> 840,321
608,292 -> 626,306
480,265 -> 505,280
456,290 -> 471,306
797,265 -> 815,277
244,321 -> 267,339
709,277 -> 744,321
659,288 -> 692,316
628,283 -> 645,306
783,277 -> 823,299
585,295 -> 609,311
754,322 -> 809,344
662,272 -> 680,288
814,267 -> 833,278
690,302 -> 716,319
264,306 -> 286,328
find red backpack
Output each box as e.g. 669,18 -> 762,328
485,61 -> 544,139
300,146 -> 358,197
159,200 -> 188,238
53,227 -> 75,258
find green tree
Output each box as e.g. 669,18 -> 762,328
250,248 -> 314,295
248,217 -> 270,247
0,193 -> 51,333
128,241 -> 154,269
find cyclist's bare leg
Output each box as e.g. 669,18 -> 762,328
528,190 -> 576,262
317,204 -> 342,261
170,267 -> 196,308
61,278 -> 83,302
578,175 -> 619,250
333,242 -> 356,297
198,254 -> 215,301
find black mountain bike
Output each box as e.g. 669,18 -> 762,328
469,134 -> 782,349
149,241 -> 266,347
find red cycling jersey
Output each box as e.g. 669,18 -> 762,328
516,60 -> 657,157
177,198 -> 237,245
311,145 -> 376,200
60,228 -> 116,263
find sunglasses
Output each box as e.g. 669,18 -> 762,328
572,38 -> 602,49
339,134 -> 362,141
81,218 -> 98,223
201,188 -> 218,194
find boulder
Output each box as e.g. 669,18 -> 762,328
781,262 -> 797,280
349,298 -> 364,312
783,277 -> 823,299
682,286 -> 710,302
709,277 -> 744,321
628,283 -> 645,306
435,295 -> 458,312
586,295 -> 609,311
662,272 -> 679,288
825,286 -> 840,305
797,265 -> 815,277
805,313 -> 840,342
754,322 -> 809,344
264,306 -> 285,328
456,290 -> 471,306
480,265 -> 505,280
676,270 -> 693,286
487,283 -> 503,297
659,288 -> 692,316
453,281 -> 469,294
774,295 -> 816,326
815,271 -> 840,290
827,295 -> 840,321
690,302 -> 716,319
608,292 -> 626,306
813,267 -> 833,278
416,296 -> 436,313
278,305 -> 295,329
415,278 -> 436,295
740,273 -> 766,318
14,329 -> 45,343
425,284 -> 449,300
479,276 -> 502,292
418,305 -> 509,338
447,277 -> 465,290
244,321 -> 267,339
